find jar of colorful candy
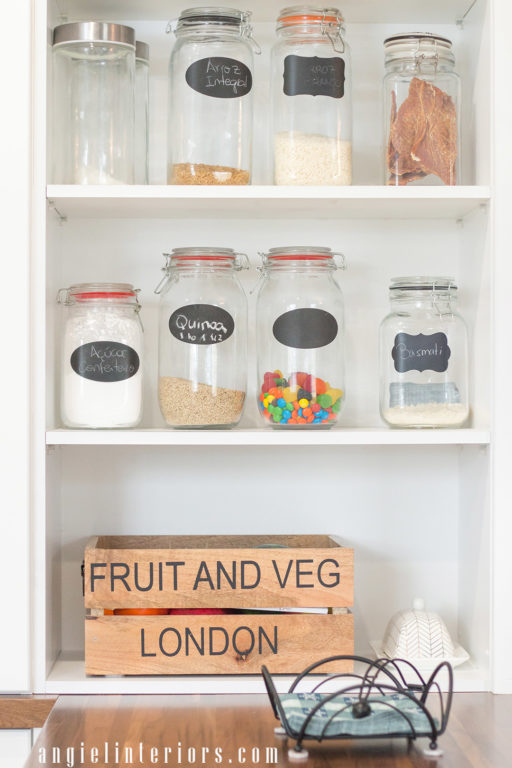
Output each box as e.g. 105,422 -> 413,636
256,247 -> 345,427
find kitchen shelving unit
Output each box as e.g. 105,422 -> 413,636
6,0 -> 506,700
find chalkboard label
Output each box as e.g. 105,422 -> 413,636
273,308 -> 338,349
70,341 -> 140,383
392,332 -> 451,373
169,304 -> 235,345
283,55 -> 345,99
186,57 -> 252,98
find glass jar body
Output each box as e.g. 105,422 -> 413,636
52,41 -> 135,184
157,268 -> 248,427
256,265 -> 345,427
271,27 -> 352,185
384,47 -> 461,186
60,301 -> 143,428
379,292 -> 469,427
135,57 -> 150,184
168,28 -> 254,185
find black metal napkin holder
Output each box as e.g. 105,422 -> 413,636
262,654 -> 453,760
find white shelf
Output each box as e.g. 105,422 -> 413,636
53,0 -> 477,25
46,428 -> 491,447
44,654 -> 488,695
46,185 -> 491,221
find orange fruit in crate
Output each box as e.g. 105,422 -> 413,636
113,608 -> 169,616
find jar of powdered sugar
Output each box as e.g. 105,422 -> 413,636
379,277 -> 469,428
58,284 -> 143,428
271,6 -> 352,185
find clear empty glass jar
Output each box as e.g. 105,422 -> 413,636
135,41 -> 150,184
384,33 -> 461,186
155,248 -> 249,427
271,6 -> 352,185
52,22 -> 135,184
167,7 -> 259,185
58,284 -> 143,428
256,247 -> 345,427
379,278 -> 469,428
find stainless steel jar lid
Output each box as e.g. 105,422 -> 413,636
53,22 -> 136,48
135,41 -> 150,61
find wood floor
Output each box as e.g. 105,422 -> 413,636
27,693 -> 512,767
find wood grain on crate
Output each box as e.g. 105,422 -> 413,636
84,535 -> 354,609
85,613 -> 354,676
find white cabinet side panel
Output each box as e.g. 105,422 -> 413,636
0,731 -> 32,768
0,0 -> 31,691
492,0 -> 512,694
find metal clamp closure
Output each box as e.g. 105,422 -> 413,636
321,11 -> 345,54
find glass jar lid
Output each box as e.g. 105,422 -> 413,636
53,22 -> 136,48
175,7 -> 252,32
155,248 -> 249,291
384,32 -> 454,64
135,41 -> 149,62
390,276 -> 457,292
262,246 -> 344,269
58,283 -> 140,306
277,6 -> 344,29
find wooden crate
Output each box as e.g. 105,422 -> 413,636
84,535 -> 353,609
85,613 -> 354,676
84,535 -> 354,675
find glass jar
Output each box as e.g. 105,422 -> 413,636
256,247 -> 345,427
52,22 -> 135,184
167,7 -> 259,185
271,7 -> 352,185
155,248 -> 249,427
135,41 -> 150,184
379,278 -> 469,428
57,284 -> 143,428
384,33 -> 461,186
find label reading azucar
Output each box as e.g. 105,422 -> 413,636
392,332 -> 451,373
186,57 -> 252,98
70,342 -> 140,382
169,304 -> 235,345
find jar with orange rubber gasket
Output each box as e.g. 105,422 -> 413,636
271,6 -> 352,185
255,247 -> 345,427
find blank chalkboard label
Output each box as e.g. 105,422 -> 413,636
169,304 -> 235,345
70,342 -> 140,383
273,308 -> 338,349
392,332 -> 451,373
283,55 -> 345,99
186,57 -> 252,98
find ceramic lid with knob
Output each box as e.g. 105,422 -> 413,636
382,598 -> 456,659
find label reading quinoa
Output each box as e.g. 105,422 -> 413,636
273,308 -> 338,349
186,57 -> 252,98
392,332 -> 451,373
169,304 -> 235,345
70,342 -> 140,382
283,55 -> 345,99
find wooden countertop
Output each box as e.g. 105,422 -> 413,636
27,692 -> 512,767
0,696 -> 56,729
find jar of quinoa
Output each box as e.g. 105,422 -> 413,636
155,248 -> 249,428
